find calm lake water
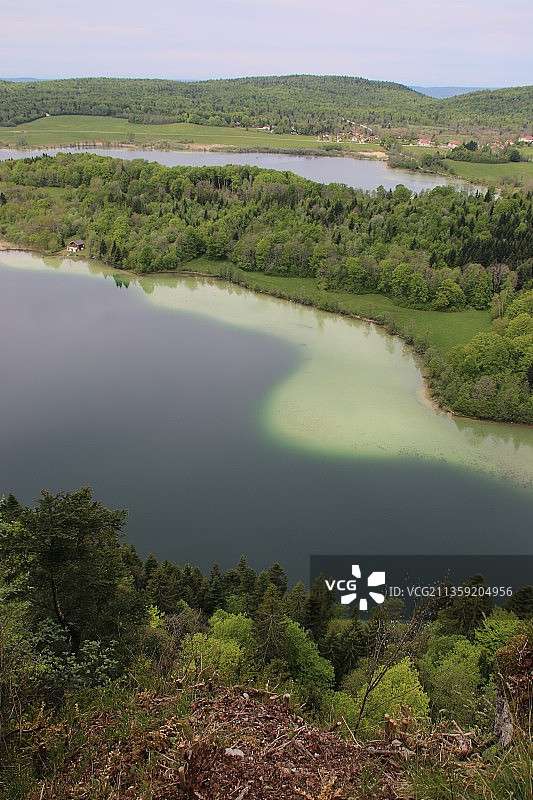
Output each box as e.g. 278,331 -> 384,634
0,147 -> 474,193
1,252 -> 532,580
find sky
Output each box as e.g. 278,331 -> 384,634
2,0 -> 532,87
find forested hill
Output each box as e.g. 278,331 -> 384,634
444,85 -> 533,128
0,76 -> 425,131
0,75 -> 531,132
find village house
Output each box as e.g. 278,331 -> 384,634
417,138 -> 434,147
447,141 -> 461,149
67,240 -> 85,253
518,135 -> 533,145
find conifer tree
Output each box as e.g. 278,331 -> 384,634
287,581 -> 308,626
305,574 -> 336,642
253,583 -> 288,666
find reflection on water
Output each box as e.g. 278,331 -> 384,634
1,250 -> 532,575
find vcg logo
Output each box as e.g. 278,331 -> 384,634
325,564 -> 386,610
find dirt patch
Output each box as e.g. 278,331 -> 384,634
0,237 -> 21,250
352,150 -> 388,159
183,688 -> 392,799
29,686 -> 403,800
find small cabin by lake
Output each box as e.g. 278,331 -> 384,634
67,240 -> 85,253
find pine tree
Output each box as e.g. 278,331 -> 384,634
144,553 -> 158,580
253,583 -> 288,666
287,581 -> 308,626
205,563 -> 225,614
192,566 -> 209,610
438,574 -> 494,635
504,585 -> 533,619
305,574 -> 335,642
266,562 -> 288,596
148,561 -> 182,614
236,555 -> 257,598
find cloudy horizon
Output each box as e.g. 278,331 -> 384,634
2,0 -> 532,87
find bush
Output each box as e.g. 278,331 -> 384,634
351,657 -> 430,739
179,631 -> 250,684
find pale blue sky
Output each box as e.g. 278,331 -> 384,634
2,0 -> 532,86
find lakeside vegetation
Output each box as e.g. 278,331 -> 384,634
392,142 -> 533,190
1,152 -> 532,422
1,488 -> 532,799
2,114 -> 533,191
180,257 -> 493,353
1,76 -> 532,134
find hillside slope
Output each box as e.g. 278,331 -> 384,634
0,75 -> 531,134
0,75 -> 429,132
444,85 -> 533,129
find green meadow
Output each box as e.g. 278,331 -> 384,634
447,158 -> 533,188
405,144 -> 533,188
0,114 -> 383,155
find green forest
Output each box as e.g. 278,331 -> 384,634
0,76 -> 532,133
1,488 -> 532,799
1,152 -> 533,422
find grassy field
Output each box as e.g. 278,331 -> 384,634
447,159 -> 533,188
0,115 -> 383,155
404,144 -> 533,188
185,258 -> 491,353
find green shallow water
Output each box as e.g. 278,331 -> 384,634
120,266 -> 533,489
6,251 -> 533,486
1,251 -> 532,575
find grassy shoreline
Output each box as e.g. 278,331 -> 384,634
4,114 -> 533,190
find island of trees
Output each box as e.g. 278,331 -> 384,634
1,487 -> 532,798
1,152 -> 532,423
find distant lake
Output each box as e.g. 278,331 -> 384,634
0,147 -> 475,193
1,252 -> 531,581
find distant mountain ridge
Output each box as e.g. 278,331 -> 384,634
410,86 -> 494,99
1,77 -> 47,82
0,75 -> 531,133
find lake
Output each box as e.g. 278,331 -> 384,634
0,147 -> 474,193
1,251 -> 532,581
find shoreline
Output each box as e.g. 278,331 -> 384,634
0,244 -> 480,425
0,139 -> 386,159
0,237 -> 28,251
0,140 -> 482,191
2,244 -> 530,429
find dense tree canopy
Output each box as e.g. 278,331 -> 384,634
0,76 -> 531,133
0,152 -> 531,291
